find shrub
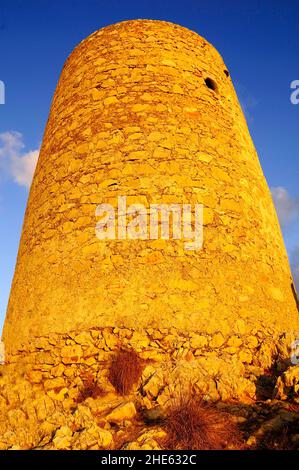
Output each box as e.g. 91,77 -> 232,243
76,372 -> 106,403
162,395 -> 241,450
109,349 -> 143,395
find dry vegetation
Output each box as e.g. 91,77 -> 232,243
161,395 -> 242,450
75,372 -> 106,403
108,349 -> 144,395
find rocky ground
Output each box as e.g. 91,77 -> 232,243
1,326 -> 299,450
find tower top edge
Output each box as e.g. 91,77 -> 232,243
69,19 -> 220,59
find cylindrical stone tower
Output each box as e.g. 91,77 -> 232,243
3,19 -> 299,356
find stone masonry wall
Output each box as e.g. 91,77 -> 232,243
3,21 -> 299,369
0,324 -> 296,449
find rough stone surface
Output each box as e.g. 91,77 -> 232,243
0,325 -> 297,449
275,364 -> 299,401
106,402 -> 137,423
1,19 -> 299,449
3,19 -> 299,354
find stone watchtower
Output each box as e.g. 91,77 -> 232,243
2,20 -> 299,400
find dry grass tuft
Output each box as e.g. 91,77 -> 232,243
162,395 -> 242,450
76,372 -> 106,403
108,349 -> 143,395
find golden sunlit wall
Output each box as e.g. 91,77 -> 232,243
3,20 -> 299,354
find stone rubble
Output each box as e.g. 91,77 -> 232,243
0,325 -> 298,449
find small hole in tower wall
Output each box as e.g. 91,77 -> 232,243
204,77 -> 218,92
224,69 -> 230,77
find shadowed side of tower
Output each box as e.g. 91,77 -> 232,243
2,19 -> 299,379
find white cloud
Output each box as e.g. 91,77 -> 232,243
271,186 -> 299,228
293,267 -> 299,294
291,247 -> 299,294
0,131 -> 39,188
270,187 -> 299,291
11,149 -> 39,188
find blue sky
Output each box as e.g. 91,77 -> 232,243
0,0 -> 299,332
